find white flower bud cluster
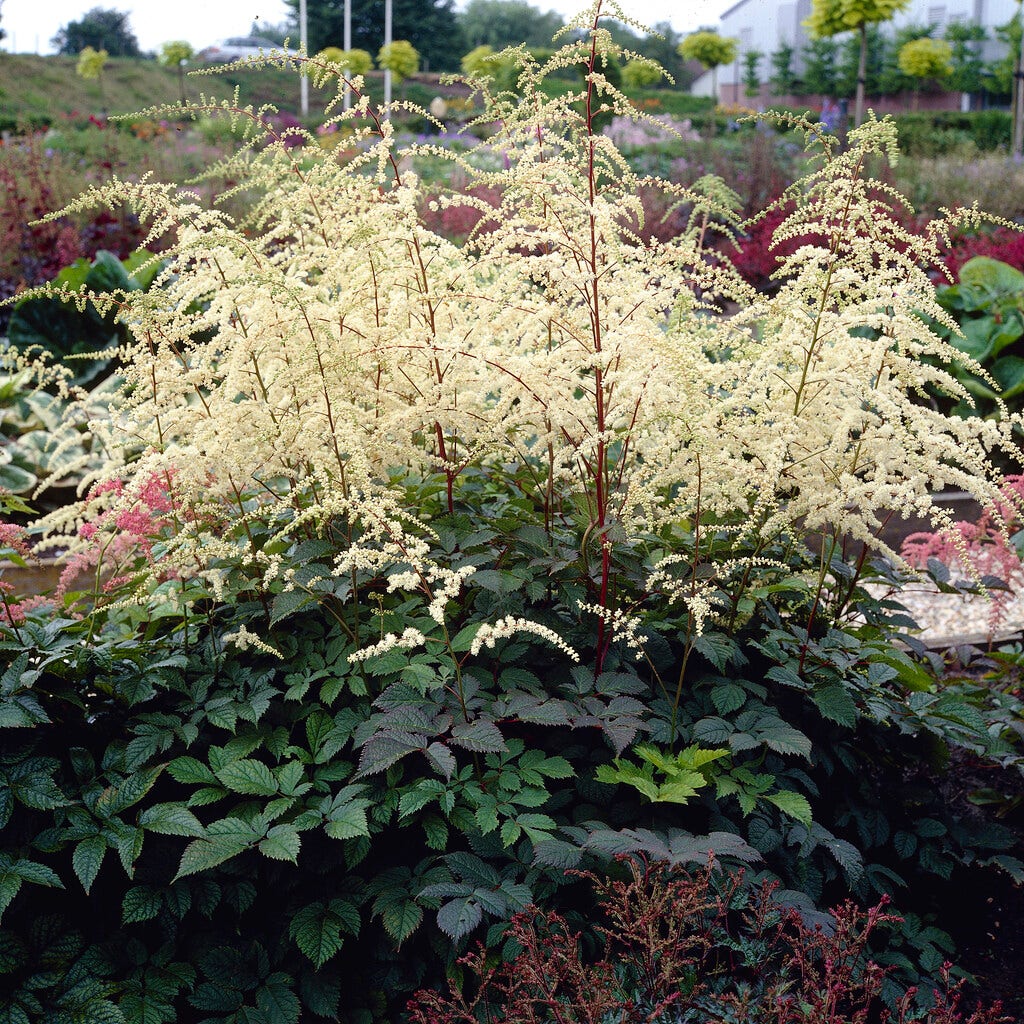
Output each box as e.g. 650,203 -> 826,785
470,617 -> 579,661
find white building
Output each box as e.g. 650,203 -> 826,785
692,0 -> 1020,100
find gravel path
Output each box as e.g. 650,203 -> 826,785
883,573 -> 1024,649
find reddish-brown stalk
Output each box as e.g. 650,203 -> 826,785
582,6 -> 611,675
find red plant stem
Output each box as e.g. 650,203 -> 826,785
583,7 -> 611,675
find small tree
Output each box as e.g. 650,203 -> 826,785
159,40 -> 194,106
76,45 -> 109,116
742,49 -> 763,97
622,58 -> 663,91
877,21 -> 930,97
637,23 -> 691,89
320,46 -> 374,77
804,0 -> 910,125
989,13 -> 1021,99
678,30 -> 737,103
53,7 -> 140,57
802,37 -> 840,96
462,43 -> 494,77
461,44 -> 518,91
377,39 -> 420,87
945,20 -> 987,100
838,23 -> 888,98
770,42 -> 797,95
458,0 -> 563,50
897,36 -> 952,108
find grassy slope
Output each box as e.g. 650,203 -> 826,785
0,55 -> 282,125
0,53 -> 713,131
0,53 -> 468,128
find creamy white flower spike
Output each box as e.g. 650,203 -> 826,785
13,11 -> 1021,656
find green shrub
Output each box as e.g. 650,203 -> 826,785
891,110 -> 1012,157
1,6 -> 1022,1020
6,249 -> 162,382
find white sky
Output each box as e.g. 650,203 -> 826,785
1,1 -> 728,56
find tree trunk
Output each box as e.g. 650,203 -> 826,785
1014,6 -> 1024,158
854,22 -> 866,127
708,65 -> 718,137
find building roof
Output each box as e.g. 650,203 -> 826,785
719,0 -> 755,20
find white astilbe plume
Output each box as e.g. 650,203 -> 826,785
11,4 -> 1020,646
348,627 -> 428,663
578,601 -> 648,657
470,617 -> 580,661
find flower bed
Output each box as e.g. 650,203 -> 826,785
0,9 -> 1021,1021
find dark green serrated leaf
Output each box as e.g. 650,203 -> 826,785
436,896 -> 482,941
255,976 -> 301,1024
289,901 -> 354,968
0,873 -> 21,919
72,835 -> 106,894
214,759 -> 279,796
139,803 -> 205,837
167,757 -> 218,785
122,886 -> 162,924
450,719 -> 506,753
381,899 -> 423,946
259,826 -> 301,863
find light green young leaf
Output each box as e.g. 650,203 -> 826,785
595,762 -> 659,801
653,773 -> 706,804
764,790 -> 813,828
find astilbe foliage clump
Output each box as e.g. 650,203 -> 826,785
2,2 -> 1024,1021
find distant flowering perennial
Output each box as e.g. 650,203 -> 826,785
902,475 -> 1024,640
10,0 -> 1022,660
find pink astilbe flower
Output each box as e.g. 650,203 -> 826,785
902,476 -> 1024,641
0,522 -> 32,560
56,471 -> 178,598
0,586 -> 54,625
0,580 -> 24,625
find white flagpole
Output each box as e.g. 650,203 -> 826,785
299,0 -> 309,117
383,0 -> 392,114
343,0 -> 352,111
